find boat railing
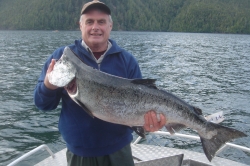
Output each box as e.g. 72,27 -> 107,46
133,131 -> 250,155
7,144 -> 55,166
7,131 -> 250,166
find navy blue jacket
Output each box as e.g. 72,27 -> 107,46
34,39 -> 142,157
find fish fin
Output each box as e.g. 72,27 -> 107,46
193,106 -> 203,115
199,122 -> 247,162
165,123 -> 186,134
131,79 -> 158,89
132,126 -> 146,138
75,99 -> 94,118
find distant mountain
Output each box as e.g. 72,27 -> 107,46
0,0 -> 249,34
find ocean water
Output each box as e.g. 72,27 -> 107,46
0,31 -> 249,165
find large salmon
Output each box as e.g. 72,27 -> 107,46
48,47 -> 246,161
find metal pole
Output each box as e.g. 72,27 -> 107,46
7,144 -> 55,166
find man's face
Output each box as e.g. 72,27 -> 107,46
80,9 -> 112,50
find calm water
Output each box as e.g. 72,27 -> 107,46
0,31 -> 249,165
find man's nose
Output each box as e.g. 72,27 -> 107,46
92,22 -> 99,30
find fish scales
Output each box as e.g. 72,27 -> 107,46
77,68 -> 192,127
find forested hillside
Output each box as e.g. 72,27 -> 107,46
0,0 -> 249,33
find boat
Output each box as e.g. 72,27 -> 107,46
7,131 -> 250,166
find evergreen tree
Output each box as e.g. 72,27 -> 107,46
0,0 -> 249,33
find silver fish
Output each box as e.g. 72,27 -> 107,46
48,47 -> 246,162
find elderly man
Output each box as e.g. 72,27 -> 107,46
34,0 -> 166,165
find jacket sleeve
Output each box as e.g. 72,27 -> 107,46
126,53 -> 142,79
34,49 -> 64,111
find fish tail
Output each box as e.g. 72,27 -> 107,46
199,122 -> 247,162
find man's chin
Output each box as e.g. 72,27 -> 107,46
89,39 -> 104,45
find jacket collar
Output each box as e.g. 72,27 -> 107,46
75,39 -> 122,56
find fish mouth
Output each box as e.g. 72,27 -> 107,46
65,78 -> 77,95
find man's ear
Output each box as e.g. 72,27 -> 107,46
79,22 -> 82,30
110,22 -> 113,30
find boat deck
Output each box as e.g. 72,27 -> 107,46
34,144 -> 247,166
8,132 -> 249,166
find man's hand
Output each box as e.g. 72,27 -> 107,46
144,111 -> 166,132
44,59 -> 59,90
